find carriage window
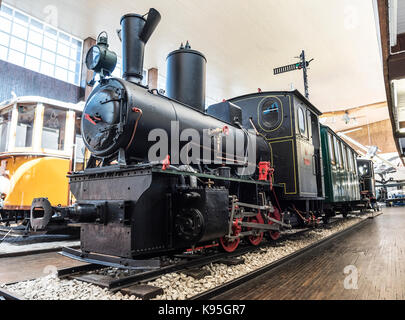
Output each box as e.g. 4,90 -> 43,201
15,105 -> 35,148
333,137 -> 341,167
41,106 -> 66,151
348,149 -> 354,172
342,145 -> 348,170
338,142 -> 343,169
0,108 -> 12,152
328,133 -> 335,164
298,107 -> 306,135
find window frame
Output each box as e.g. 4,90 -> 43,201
0,3 -> 83,85
14,103 -> 37,151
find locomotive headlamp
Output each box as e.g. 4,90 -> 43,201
86,32 -> 117,84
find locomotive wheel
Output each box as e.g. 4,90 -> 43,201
219,237 -> 240,253
219,218 -> 242,253
247,215 -> 264,246
268,208 -> 282,241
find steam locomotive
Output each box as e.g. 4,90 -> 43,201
31,8 -> 376,260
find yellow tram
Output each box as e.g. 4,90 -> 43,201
0,96 -> 85,230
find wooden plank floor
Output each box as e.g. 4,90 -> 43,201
0,252 -> 87,284
214,207 -> 405,300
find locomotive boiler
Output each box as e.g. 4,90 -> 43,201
31,8 -> 283,259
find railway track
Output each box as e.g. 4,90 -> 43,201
53,214 -> 365,299
190,216 -> 372,300
2,213 -> 377,300
56,244 -> 260,298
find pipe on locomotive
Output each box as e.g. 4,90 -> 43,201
120,8 -> 161,83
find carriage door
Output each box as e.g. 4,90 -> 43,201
309,111 -> 324,197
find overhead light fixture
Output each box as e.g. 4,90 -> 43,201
343,112 -> 351,124
341,127 -> 363,135
366,146 -> 379,159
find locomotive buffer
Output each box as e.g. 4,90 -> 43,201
273,50 -> 314,99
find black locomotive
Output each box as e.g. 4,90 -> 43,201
31,8 -> 377,260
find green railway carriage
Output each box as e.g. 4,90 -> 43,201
320,125 -> 361,217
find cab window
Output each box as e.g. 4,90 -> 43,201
297,107 -> 306,136
261,100 -> 281,129
16,105 -> 35,148
42,106 -> 67,151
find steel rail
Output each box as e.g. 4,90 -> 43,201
0,288 -> 24,300
0,245 -> 80,259
190,217 -> 371,300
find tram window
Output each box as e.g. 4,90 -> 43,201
0,108 -> 12,152
75,116 -> 85,163
298,107 -> 306,136
328,133 -> 335,164
15,105 -> 35,148
42,106 -> 66,151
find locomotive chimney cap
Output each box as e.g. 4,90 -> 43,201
167,42 -> 207,62
120,13 -> 146,24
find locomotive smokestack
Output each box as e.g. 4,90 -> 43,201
120,8 -> 161,83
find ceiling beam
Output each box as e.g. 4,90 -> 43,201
320,101 -> 387,118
